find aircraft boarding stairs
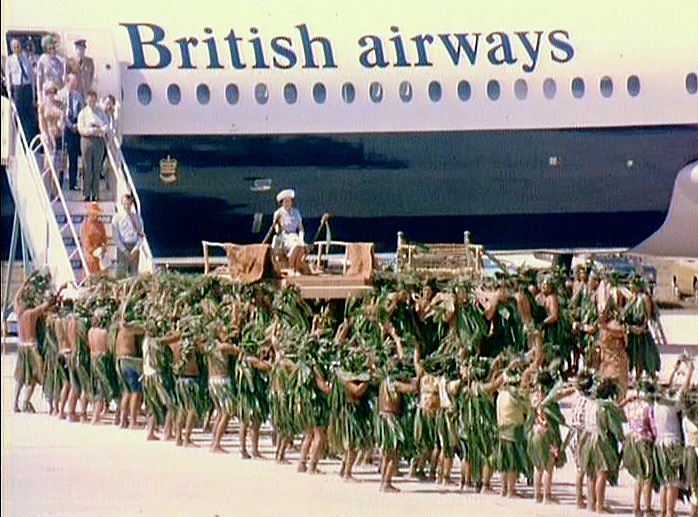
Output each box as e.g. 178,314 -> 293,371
1,95 -> 154,323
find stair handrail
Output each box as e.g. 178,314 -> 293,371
31,130 -> 91,276
103,131 -> 154,272
5,97 -> 87,283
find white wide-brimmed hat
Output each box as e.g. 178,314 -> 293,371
276,189 -> 295,203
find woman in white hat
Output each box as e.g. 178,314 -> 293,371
273,189 -> 311,275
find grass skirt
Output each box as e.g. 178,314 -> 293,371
497,426 -> 531,476
209,376 -> 236,416
528,427 -> 564,470
41,333 -> 62,404
578,431 -> 621,484
15,345 -> 44,385
414,407 -> 438,452
327,382 -> 372,452
654,441 -> 683,486
375,412 -> 405,455
270,389 -> 297,438
90,354 -> 120,402
176,377 -> 207,420
68,343 -> 91,397
626,332 -> 660,375
684,446 -> 698,490
622,437 -> 655,481
236,366 -> 270,424
143,374 -> 168,426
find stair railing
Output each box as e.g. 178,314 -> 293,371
103,131 -> 154,273
4,97 -> 86,289
29,130 -> 91,278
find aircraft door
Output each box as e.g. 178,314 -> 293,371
60,29 -> 119,101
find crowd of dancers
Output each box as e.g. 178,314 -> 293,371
11,264 -> 697,517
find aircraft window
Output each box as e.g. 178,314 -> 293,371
284,83 -> 298,104
196,84 -> 210,105
255,83 -> 269,105
137,83 -> 152,105
571,77 -> 585,99
686,73 -> 697,94
428,81 -> 442,102
167,84 -> 181,105
313,83 -> 326,104
514,79 -> 528,100
225,84 -> 240,105
600,76 -> 613,98
457,80 -> 471,101
543,78 -> 557,100
341,82 -> 355,104
399,81 -> 412,103
486,80 -> 500,101
369,82 -> 383,103
627,75 -> 641,97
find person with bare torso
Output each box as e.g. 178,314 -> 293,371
238,351 -> 272,459
54,305 -> 72,419
142,334 -> 177,441
64,308 -> 92,423
13,276 -> 53,412
377,362 -> 417,492
170,335 -> 205,447
115,323 -> 144,429
412,349 -> 463,485
207,330 -> 242,454
88,309 -> 119,425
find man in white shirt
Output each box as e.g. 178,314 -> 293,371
112,193 -> 144,278
77,90 -> 106,201
5,38 -> 37,140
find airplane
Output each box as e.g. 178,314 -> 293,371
2,0 -> 697,258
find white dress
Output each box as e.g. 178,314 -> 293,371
273,206 -> 304,254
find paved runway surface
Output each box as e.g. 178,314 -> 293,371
2,346 -> 695,517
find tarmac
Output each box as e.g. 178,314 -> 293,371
1,312 -> 697,517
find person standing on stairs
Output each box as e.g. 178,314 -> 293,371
60,73 -> 84,192
112,193 -> 144,278
81,202 -> 108,275
77,90 -> 106,202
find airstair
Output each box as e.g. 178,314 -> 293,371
1,95 -> 154,325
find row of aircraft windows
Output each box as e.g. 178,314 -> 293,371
137,72 -> 698,106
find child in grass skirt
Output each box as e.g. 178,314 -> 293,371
578,378 -> 625,513
621,378 -> 657,517
528,371 -> 569,504
654,359 -> 693,517
496,366 -> 531,498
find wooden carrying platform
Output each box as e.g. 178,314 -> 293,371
202,240 -> 374,299
396,231 -> 484,277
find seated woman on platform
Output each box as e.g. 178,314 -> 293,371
273,189 -> 311,275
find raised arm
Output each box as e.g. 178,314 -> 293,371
219,343 -> 242,358
313,367 -> 332,396
482,371 -> 505,395
246,355 -> 272,373
413,347 -> 425,380
383,322 -> 404,360
394,379 -> 418,396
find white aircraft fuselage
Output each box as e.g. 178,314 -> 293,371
2,0 -> 697,254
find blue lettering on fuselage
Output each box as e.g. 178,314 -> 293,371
120,23 -> 574,72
